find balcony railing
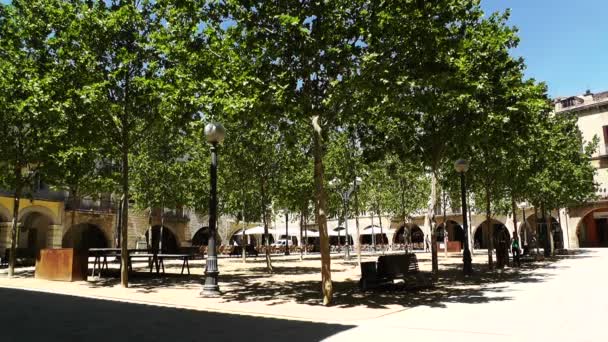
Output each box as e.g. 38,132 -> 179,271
64,198 -> 116,213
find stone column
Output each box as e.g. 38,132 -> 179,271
46,224 -> 64,249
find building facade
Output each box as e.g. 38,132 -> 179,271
2,91 -> 607,258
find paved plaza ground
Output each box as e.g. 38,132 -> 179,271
0,249 -> 606,341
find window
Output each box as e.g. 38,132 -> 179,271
562,98 -> 576,108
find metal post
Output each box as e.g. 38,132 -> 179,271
201,143 -> 220,297
343,194 -> 351,260
285,212 -> 290,255
460,172 -> 473,275
371,212 -> 376,252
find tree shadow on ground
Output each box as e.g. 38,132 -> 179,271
83,250 -> 588,309
245,266 -> 345,275
0,287 -> 353,342
218,260 -> 555,309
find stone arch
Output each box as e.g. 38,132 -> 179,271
410,225 -> 424,250
62,223 -> 109,250
575,208 -> 608,248
393,223 -> 421,245
18,205 -> 59,225
145,225 -> 178,253
437,220 -> 465,246
192,227 -> 222,246
19,211 -> 53,254
523,213 -> 562,250
473,219 -> 509,249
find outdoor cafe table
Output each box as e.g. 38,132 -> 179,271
155,254 -> 195,275
89,249 -> 197,276
88,248 -> 152,276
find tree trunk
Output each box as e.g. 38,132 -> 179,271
442,190 -> 448,258
467,192 -> 473,255
542,203 -> 554,257
511,197 -> 519,248
378,208 -> 385,255
159,199 -> 165,253
261,181 -> 273,273
400,178 -> 408,250
534,206 -> 540,255
304,214 -> 308,256
115,195 -> 123,248
242,199 -> 246,263
354,183 -> 362,267
370,210 -> 375,251
299,210 -> 304,261
485,186 -> 494,270
8,177 -> 22,278
147,208 -> 152,249
424,170 -> 438,274
312,115 -> 332,306
120,146 -> 129,288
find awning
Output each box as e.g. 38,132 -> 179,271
235,226 -> 277,235
361,225 -> 386,235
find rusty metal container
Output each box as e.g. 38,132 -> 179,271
35,248 -> 88,281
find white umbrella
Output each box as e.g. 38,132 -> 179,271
236,226 -> 277,235
304,230 -> 320,237
361,225 -> 382,235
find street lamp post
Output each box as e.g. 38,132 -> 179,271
285,212 -> 290,256
455,159 -> 473,275
330,177 -> 362,260
201,122 -> 225,297
519,202 -> 528,253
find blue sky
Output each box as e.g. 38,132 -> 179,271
481,0 -> 608,97
1,0 -> 605,97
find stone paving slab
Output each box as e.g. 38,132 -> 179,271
1,249 -> 604,341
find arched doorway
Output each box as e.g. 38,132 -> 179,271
524,214 -> 563,250
393,225 -> 409,244
577,209 -> 608,247
62,223 -> 108,250
437,220 -> 465,248
411,226 -> 424,250
474,220 -> 509,249
145,226 -> 178,253
193,227 -> 230,246
19,212 -> 52,256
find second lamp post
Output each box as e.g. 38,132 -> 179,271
454,159 -> 473,275
330,177 -> 362,260
201,122 -> 225,297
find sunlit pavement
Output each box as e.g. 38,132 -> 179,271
0,249 -> 605,341
326,249 -> 608,342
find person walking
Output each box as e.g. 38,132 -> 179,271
425,235 -> 430,252
512,237 -> 521,267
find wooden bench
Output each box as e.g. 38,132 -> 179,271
359,253 -> 433,291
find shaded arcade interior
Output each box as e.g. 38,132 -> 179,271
474,220 -> 511,250
144,225 -> 178,253
62,223 -> 109,250
393,224 -> 424,249
578,209 -> 608,247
